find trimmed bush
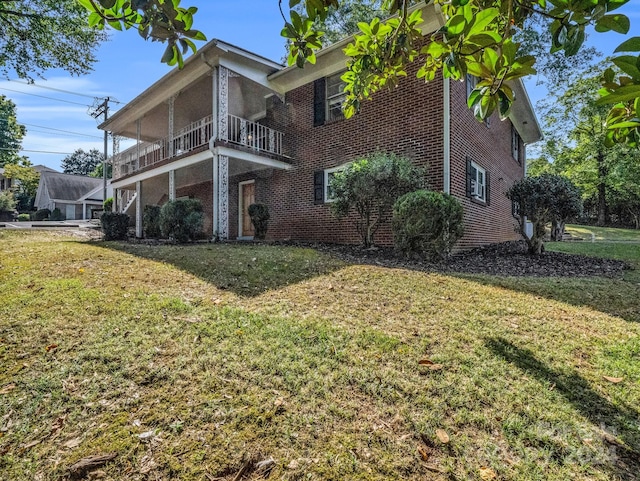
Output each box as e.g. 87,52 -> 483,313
17,213 -> 30,222
50,208 -> 65,221
143,205 -> 162,238
248,203 -> 270,240
100,212 -> 130,241
392,190 -> 464,260
103,197 -> 113,212
0,190 -> 16,212
159,199 -> 204,242
33,209 -> 51,221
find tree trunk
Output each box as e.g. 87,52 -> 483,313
597,153 -> 608,226
550,220 -> 566,241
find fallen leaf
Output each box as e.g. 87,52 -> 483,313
45,344 -> 58,352
435,429 -> 450,444
418,358 -> 434,366
603,376 -> 624,383
0,383 -> 16,395
50,415 -> 66,439
63,437 -> 82,449
479,466 -> 497,480
68,453 -> 117,477
428,364 -> 444,371
22,440 -> 40,450
417,446 -> 429,461
138,430 -> 156,440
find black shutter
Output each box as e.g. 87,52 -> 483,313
485,170 -> 491,205
465,157 -> 473,198
313,78 -> 326,127
314,170 -> 324,204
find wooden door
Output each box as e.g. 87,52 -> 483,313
240,182 -> 255,237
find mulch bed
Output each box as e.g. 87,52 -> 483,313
308,240 -> 631,278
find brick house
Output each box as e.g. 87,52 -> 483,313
102,4 -> 542,248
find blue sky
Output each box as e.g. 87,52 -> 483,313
0,0 -> 638,171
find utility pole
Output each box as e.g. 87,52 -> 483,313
90,98 -> 110,206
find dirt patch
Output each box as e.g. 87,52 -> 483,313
309,240 -> 631,278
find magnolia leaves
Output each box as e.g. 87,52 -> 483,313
79,0 -> 206,68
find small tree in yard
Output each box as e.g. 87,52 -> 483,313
248,203 -> 270,240
507,174 -> 582,255
330,152 -> 424,247
159,199 -> 204,242
550,177 -> 582,241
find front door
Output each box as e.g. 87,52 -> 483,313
239,181 -> 255,238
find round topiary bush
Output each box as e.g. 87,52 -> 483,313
247,203 -> 270,240
100,212 -> 130,241
50,207 -> 65,221
33,208 -> 51,221
392,190 -> 464,260
143,204 -> 162,238
17,213 -> 30,222
103,197 -> 113,212
159,199 -> 204,242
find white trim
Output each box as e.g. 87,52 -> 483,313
213,146 -> 292,170
238,179 -> 255,239
323,164 -> 347,203
443,77 -> 451,195
469,161 -> 486,202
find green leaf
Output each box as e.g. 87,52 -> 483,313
467,7 -> 499,36
608,120 -> 640,129
446,15 -> 466,36
606,0 -> 631,12
612,56 -> 640,80
597,84 -> 640,104
614,37 -> 640,53
88,12 -> 102,28
595,14 -> 630,34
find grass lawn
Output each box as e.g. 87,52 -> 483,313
1,230 -> 639,480
565,224 -> 640,242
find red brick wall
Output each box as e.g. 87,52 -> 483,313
258,60 -> 446,246
449,79 -> 524,250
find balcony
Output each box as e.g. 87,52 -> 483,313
113,114 -> 285,180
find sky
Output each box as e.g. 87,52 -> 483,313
0,0 -> 638,171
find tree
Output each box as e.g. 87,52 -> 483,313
61,149 -> 105,176
549,176 -> 582,241
0,0 -> 107,79
330,152 -> 424,247
506,174 -> 582,255
2,161 -> 40,212
538,67 -> 640,226
80,1 -> 639,148
90,161 -> 112,179
0,95 -> 26,166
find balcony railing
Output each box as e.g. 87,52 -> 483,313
113,114 -> 284,180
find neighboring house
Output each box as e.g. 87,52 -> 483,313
34,171 -> 111,220
101,3 -> 542,248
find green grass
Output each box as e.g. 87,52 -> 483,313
565,224 -> 640,242
1,230 -> 639,480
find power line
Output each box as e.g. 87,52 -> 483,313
0,87 -> 91,107
9,79 -> 122,104
0,147 -> 74,154
22,123 -> 103,139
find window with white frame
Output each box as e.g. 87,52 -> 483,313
324,165 -> 345,202
468,160 -> 486,202
326,71 -> 347,122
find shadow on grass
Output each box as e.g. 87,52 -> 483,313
486,337 -> 640,480
94,241 -> 346,298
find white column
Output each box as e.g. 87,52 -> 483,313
135,180 -> 143,238
218,66 -> 229,142
169,170 -> 176,201
212,154 -> 219,239
211,67 -> 218,143
136,119 -> 141,171
168,95 -> 176,158
83,202 -> 87,220
217,154 -> 229,239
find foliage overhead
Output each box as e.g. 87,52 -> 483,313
330,151 -> 424,247
0,0 -> 107,79
61,148 -> 105,176
79,0 -> 207,69
0,96 -> 26,166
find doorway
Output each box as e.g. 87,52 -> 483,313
238,180 -> 255,238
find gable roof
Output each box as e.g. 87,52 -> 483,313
39,172 -> 103,202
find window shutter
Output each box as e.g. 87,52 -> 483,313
313,78 -> 326,127
485,170 -> 491,205
314,170 -> 324,204
465,157 -> 473,198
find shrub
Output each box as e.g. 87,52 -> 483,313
17,213 -> 30,222
143,205 -> 162,238
392,190 -> 464,260
0,190 -> 16,212
330,152 -> 425,247
50,207 -> 65,221
33,208 -> 51,221
248,203 -> 270,240
159,199 -> 204,242
100,212 -> 130,241
103,197 -> 113,212
506,173 -> 583,254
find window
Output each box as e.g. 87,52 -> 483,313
466,74 -> 478,100
323,165 -> 344,203
512,125 -> 522,164
313,165 -> 348,204
326,72 -> 347,122
466,158 -> 489,204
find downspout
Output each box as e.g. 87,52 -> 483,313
443,77 -> 451,194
